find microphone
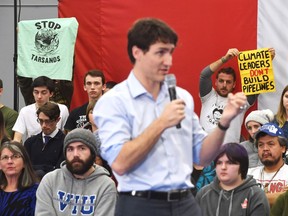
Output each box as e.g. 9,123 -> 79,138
165,74 -> 181,129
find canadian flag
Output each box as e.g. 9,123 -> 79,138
241,198 -> 248,209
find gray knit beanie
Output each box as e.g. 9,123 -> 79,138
64,128 -> 101,158
245,109 -> 274,129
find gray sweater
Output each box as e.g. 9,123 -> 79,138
196,175 -> 269,216
35,162 -> 117,216
240,140 -> 263,168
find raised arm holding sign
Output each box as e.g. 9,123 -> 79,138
199,48 -> 258,144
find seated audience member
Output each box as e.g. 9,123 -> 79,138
82,101 -> 102,165
24,102 -> 65,179
240,109 -> 274,168
35,128 -> 117,216
104,80 -> 117,93
13,76 -> 69,143
83,100 -> 97,132
64,70 -> 105,133
83,100 -> 115,180
17,76 -> 74,109
273,85 -> 288,139
196,143 -> 270,216
0,141 -> 39,215
0,78 -> 18,138
0,110 -> 10,145
248,122 -> 288,206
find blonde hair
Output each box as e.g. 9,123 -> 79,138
276,85 -> 288,127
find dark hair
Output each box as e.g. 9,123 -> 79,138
0,79 -> 3,88
127,18 -> 178,64
32,76 -> 55,93
84,69 -> 105,85
36,102 -> 60,120
214,143 -> 248,179
216,67 -> 236,81
0,141 -> 38,190
105,81 -> 117,89
255,132 -> 287,158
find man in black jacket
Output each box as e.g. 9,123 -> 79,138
24,102 -> 65,179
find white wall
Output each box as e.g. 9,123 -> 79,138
0,0 -> 57,111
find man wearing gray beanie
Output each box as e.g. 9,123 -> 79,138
63,128 -> 101,159
240,109 -> 274,168
36,128 -> 117,216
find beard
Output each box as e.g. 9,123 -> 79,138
216,88 -> 229,97
66,154 -> 95,175
261,154 -> 282,167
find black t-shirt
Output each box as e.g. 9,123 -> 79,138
64,102 -> 89,131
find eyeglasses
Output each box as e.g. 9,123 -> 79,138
37,118 -> 55,125
0,154 -> 22,161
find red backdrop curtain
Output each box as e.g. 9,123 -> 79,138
58,0 -> 257,137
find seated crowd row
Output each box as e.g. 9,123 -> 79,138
0,44 -> 288,215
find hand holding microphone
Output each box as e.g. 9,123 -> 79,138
165,74 -> 182,129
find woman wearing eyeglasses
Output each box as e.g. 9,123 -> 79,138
0,141 -> 39,215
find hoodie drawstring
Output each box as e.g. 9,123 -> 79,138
216,190 -> 223,216
216,189 -> 235,216
228,190 -> 234,216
